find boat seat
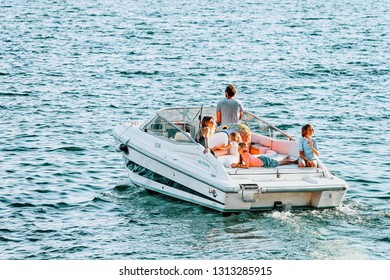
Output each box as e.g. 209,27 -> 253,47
209,131 -> 229,149
250,143 -> 271,154
174,132 -> 191,141
227,167 -> 322,176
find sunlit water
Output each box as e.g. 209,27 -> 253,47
0,0 -> 389,259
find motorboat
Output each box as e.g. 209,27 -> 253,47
112,106 -> 348,213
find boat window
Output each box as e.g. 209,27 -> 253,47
143,115 -> 193,143
242,112 -> 292,141
158,107 -> 216,124
143,107 -> 294,142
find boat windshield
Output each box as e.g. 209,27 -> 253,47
142,107 -> 294,143
241,111 -> 295,141
142,107 -> 216,143
158,106 -> 216,123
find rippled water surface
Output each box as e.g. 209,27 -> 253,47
1,0 -> 389,259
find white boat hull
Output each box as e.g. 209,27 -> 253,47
113,107 -> 348,213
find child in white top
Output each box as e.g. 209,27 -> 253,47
212,132 -> 242,156
227,132 -> 241,155
198,116 -> 216,154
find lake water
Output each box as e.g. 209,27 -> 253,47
0,0 -> 389,260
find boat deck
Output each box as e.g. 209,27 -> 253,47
217,154 -> 346,191
218,154 -> 320,174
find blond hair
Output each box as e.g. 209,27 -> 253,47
229,131 -> 242,142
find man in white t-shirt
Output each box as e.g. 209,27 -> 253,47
216,84 -> 244,126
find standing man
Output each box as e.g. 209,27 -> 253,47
216,84 -> 244,126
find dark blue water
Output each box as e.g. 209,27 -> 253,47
1,0 -> 389,259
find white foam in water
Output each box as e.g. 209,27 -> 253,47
338,203 -> 358,215
267,211 -> 293,220
309,240 -> 371,260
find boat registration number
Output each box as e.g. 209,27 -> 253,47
198,160 -> 211,168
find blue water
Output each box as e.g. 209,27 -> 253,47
0,0 -> 389,260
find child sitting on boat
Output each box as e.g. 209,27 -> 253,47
216,123 -> 251,148
212,131 -> 242,156
231,142 -> 297,168
298,124 -> 319,168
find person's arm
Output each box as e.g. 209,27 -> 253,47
216,111 -> 221,126
238,153 -> 249,168
238,102 -> 244,121
213,143 -> 231,151
239,161 -> 249,169
232,164 -> 249,168
299,151 -> 313,166
309,139 -> 319,157
203,127 -> 211,154
232,161 -> 248,168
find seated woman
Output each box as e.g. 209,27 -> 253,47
197,116 -> 237,156
197,116 -> 216,154
231,142 -> 297,168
